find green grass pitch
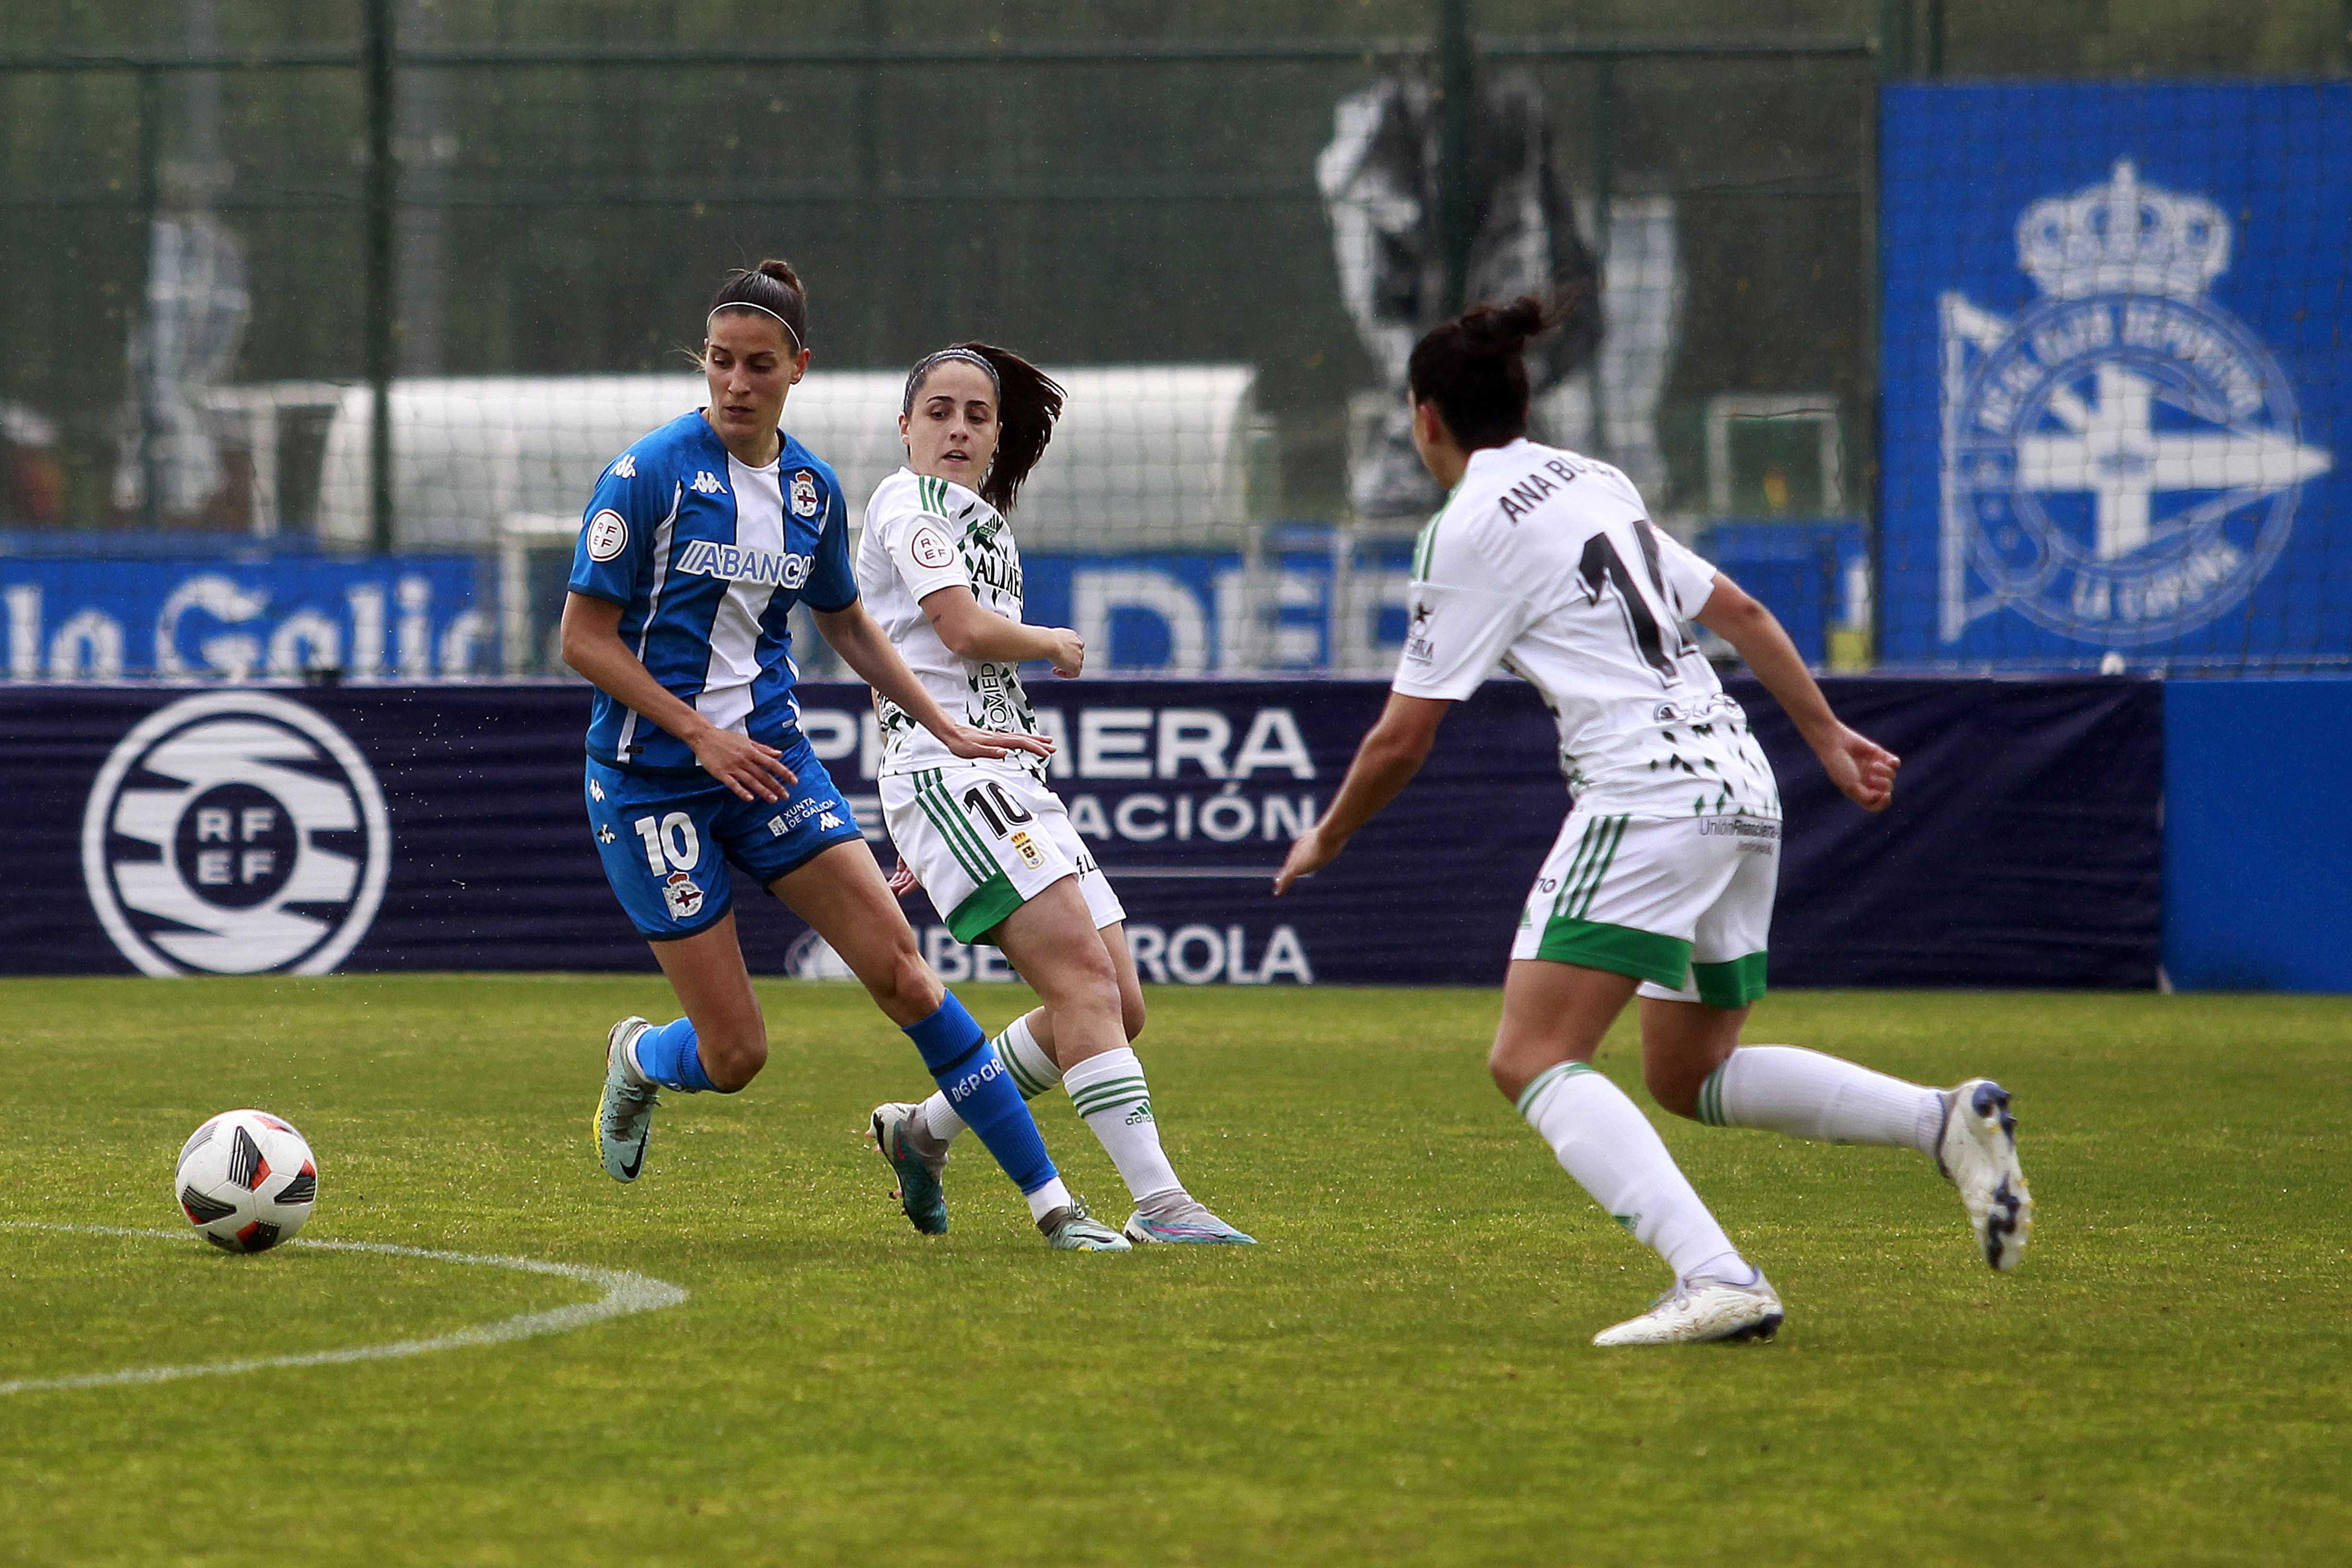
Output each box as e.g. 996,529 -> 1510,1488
5,977 -> 2347,1566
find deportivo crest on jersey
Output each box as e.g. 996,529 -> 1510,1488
1941,160 -> 2331,645
790,468 -> 821,518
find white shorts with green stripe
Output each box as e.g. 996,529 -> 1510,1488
1507,808 -> 1779,1010
879,761 -> 1125,945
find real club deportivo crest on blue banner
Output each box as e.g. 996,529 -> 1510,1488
1879,84 -> 2350,668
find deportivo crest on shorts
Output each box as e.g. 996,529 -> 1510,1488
790,469 -> 821,518
662,871 -> 705,919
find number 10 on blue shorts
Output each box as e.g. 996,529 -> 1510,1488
585,737 -> 865,941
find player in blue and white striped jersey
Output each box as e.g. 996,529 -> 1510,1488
561,260 -> 1127,1251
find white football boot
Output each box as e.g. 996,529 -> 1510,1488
1591,1274 -> 1784,1348
1936,1079 -> 2033,1272
593,1017 -> 659,1183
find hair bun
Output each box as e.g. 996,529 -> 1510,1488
1458,294 -> 1551,355
756,258 -> 803,292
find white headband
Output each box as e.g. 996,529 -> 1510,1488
903,347 -> 1001,416
707,301 -> 802,356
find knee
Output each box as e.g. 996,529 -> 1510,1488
869,944 -> 942,1023
700,1027 -> 768,1093
1647,1066 -> 1702,1120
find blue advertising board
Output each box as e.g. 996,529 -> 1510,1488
0,552 -> 489,680
1880,83 -> 2351,670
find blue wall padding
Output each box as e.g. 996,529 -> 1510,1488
2164,678 -> 2352,993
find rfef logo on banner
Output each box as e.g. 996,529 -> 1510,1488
79,692 -> 391,976
1940,159 -> 2332,646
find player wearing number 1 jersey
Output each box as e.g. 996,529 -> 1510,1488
1278,295 -> 2032,1346
858,343 -> 1250,1246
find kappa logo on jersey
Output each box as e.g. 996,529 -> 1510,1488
1942,159 -> 2332,645
690,470 -> 727,495
610,454 -> 637,479
909,522 -> 956,571
661,871 -> 705,920
789,469 -> 822,519
80,692 -> 391,977
675,539 -> 814,589
585,509 -> 629,563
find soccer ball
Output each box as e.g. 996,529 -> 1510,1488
174,1110 -> 319,1254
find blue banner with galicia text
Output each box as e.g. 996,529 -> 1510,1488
1879,83 -> 2352,670
0,553 -> 490,680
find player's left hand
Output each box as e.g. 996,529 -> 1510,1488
1272,824 -> 1343,896
1813,723 -> 1900,812
937,723 -> 1055,763
886,864 -> 921,898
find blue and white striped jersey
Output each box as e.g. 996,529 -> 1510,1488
568,410 -> 856,773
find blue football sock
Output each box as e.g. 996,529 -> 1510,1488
634,1017 -> 716,1093
903,993 -> 1056,1194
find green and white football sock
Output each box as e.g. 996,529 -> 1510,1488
919,1013 -> 1061,1145
1062,1047 -> 1183,1205
1697,1045 -> 1943,1155
1518,1061 -> 1751,1286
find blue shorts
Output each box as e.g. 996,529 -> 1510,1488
586,736 -> 866,941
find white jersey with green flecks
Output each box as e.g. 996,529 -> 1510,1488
1391,438 -> 1781,821
856,466 -> 1045,780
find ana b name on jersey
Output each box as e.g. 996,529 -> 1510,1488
1494,454 -> 1586,523
675,539 -> 816,590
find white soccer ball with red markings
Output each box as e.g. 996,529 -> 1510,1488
174,1110 -> 319,1254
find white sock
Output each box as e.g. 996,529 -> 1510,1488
1062,1046 -> 1183,1204
1518,1061 -> 1746,1284
922,1013 -> 1062,1144
1699,1045 -> 1943,1155
1024,1175 -> 1073,1223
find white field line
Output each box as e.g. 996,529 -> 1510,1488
0,1223 -> 687,1396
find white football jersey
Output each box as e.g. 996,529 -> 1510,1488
856,466 -> 1045,778
1393,438 -> 1780,821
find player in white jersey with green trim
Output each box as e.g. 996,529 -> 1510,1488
1279,296 -> 2030,1347
858,342 -> 1251,1247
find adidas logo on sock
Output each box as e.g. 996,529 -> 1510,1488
1124,1104 -> 1155,1125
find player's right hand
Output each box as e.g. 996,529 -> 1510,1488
692,727 -> 799,802
1813,723 -> 1899,812
1044,627 -> 1086,678
886,864 -> 921,898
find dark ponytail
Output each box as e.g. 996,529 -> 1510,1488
708,258 -> 808,354
906,342 -> 1066,513
1406,293 -> 1568,450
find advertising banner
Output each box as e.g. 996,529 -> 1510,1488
0,553 -> 490,680
1880,83 -> 2350,669
0,677 -> 2157,989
